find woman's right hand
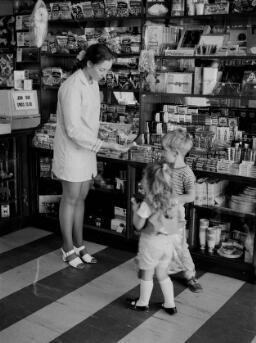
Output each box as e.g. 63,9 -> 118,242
102,141 -> 130,153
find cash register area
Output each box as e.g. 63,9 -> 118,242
0,226 -> 255,343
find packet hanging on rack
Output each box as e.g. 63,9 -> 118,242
117,0 -> 130,17
105,0 -> 117,16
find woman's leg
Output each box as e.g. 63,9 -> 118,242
59,180 -> 83,252
72,180 -> 97,263
73,180 -> 91,247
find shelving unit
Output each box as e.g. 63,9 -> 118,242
0,131 -> 34,235
26,1 -> 256,281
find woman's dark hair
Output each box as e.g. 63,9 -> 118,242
72,44 -> 115,72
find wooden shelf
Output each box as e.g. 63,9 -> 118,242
194,169 -> 256,185
48,15 -> 143,26
141,91 -> 256,100
100,86 -> 140,93
41,52 -> 139,58
146,12 -> 256,21
90,187 -> 126,197
41,52 -> 77,58
194,204 -> 256,219
0,176 -> 15,182
156,54 -> 256,60
85,224 -> 126,237
42,85 -> 59,90
191,248 -> 255,281
192,248 -> 245,264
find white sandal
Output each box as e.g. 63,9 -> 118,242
61,248 -> 85,269
74,245 -> 98,264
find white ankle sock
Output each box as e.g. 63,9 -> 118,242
159,278 -> 175,308
136,279 -> 154,307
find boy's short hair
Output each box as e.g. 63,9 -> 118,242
162,128 -> 193,156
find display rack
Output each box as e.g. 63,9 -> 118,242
27,1 -> 256,281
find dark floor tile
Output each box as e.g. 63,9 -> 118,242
0,247 -> 134,332
50,275 -> 196,343
0,234 -> 62,273
186,282 -> 256,343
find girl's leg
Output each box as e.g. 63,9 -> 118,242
60,180 -> 83,252
136,269 -> 154,307
156,266 -> 175,308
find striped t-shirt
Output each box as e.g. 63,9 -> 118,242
168,164 -> 196,221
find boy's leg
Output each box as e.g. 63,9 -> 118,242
180,225 -> 202,292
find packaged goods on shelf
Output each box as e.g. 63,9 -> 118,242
0,54 -> 13,88
99,121 -> 138,144
114,206 -> 126,219
33,120 -> 56,150
49,2 -> 72,20
144,24 -> 181,55
42,67 -> 70,87
244,227 -> 255,263
71,2 -> 94,19
194,177 -> 227,206
16,32 -> 33,47
0,118 -> 11,135
217,241 -> 244,259
111,217 -> 126,233
39,195 -> 61,214
1,204 -> 10,218
129,0 -> 142,16
204,2 -> 229,15
229,186 -> 256,214
147,0 -> 169,16
39,157 -> 52,178
171,0 -> 185,16
16,14 -> 31,30
242,70 -> 256,96
231,0 -> 256,13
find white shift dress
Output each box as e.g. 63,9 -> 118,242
52,69 -> 102,182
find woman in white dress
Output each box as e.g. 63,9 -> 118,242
52,44 -> 127,268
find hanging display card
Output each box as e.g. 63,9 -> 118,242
12,91 -> 36,111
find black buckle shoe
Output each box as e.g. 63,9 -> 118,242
161,304 -> 177,315
126,298 -> 149,311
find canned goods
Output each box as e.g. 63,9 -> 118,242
199,218 -> 209,227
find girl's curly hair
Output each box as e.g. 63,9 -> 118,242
142,161 -> 176,214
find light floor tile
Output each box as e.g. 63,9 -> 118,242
0,227 -> 51,254
0,241 -> 106,299
0,258 -> 138,342
0,317 -> 59,343
118,273 -> 244,343
251,336 -> 256,343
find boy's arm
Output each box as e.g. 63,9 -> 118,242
177,184 -> 195,205
178,166 -> 196,205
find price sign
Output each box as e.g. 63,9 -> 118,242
12,91 -> 36,111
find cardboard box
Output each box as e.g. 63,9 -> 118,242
166,72 -> 193,94
111,218 -> 126,233
0,90 -> 40,130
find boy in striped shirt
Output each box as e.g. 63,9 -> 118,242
162,129 -> 202,292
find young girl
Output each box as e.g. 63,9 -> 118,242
127,162 -> 180,315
